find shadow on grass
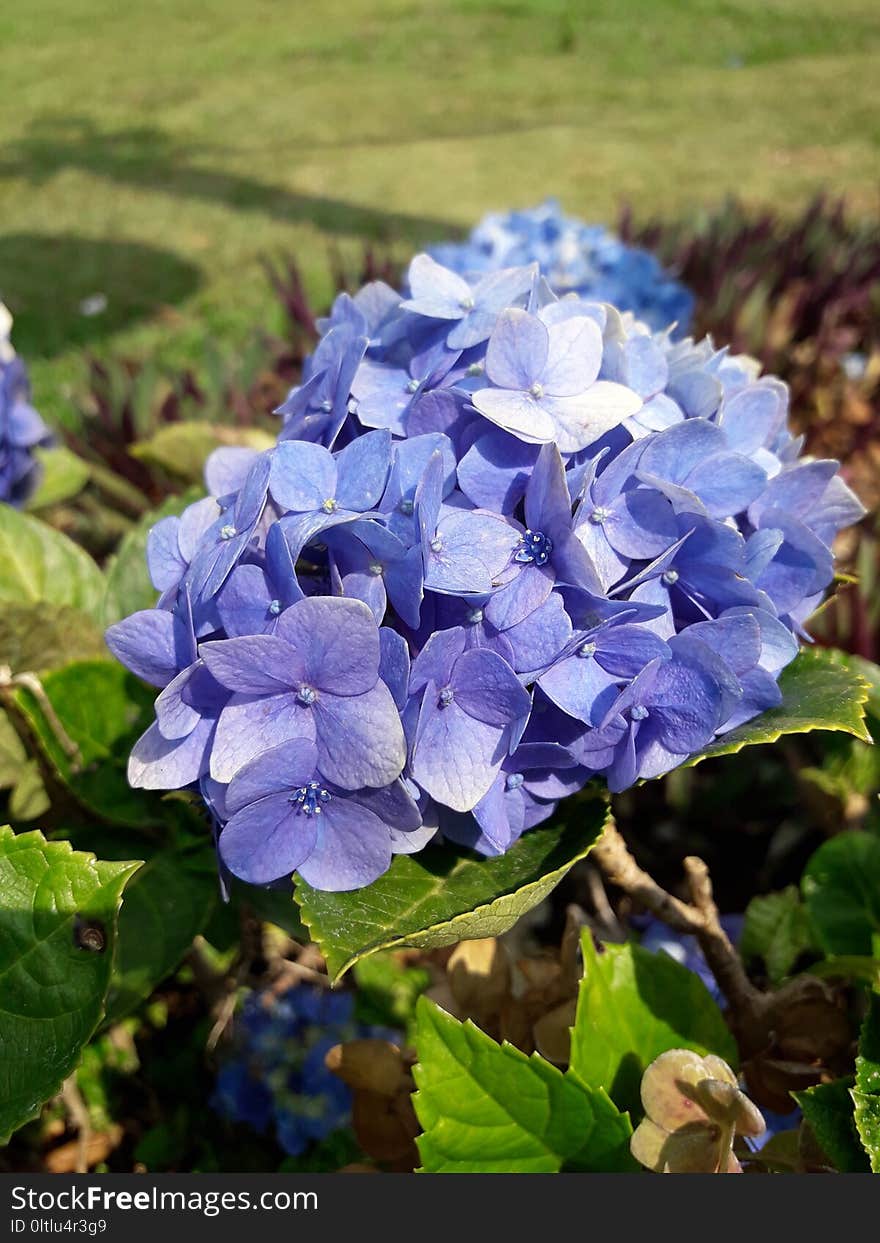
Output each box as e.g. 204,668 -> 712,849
0,234 -> 203,359
1,117 -> 458,245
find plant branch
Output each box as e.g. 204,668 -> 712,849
592,819 -> 767,1030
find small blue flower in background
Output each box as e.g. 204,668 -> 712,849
0,302 -> 52,506
639,914 -> 745,1003
211,982 -> 397,1157
429,201 -> 695,336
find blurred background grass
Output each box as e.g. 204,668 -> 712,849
2,0 -> 879,424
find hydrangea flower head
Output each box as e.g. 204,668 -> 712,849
109,249 -> 864,892
0,303 -> 52,506
429,200 -> 695,335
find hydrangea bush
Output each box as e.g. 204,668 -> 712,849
0,302 -> 52,506
429,200 -> 695,335
106,253 -> 865,893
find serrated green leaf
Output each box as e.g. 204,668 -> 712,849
681,648 -> 872,770
795,1079 -> 869,1173
852,1093 -> 880,1173
26,446 -> 91,511
853,992 -> 880,1171
0,825 -> 140,1143
413,997 -> 635,1173
9,659 -> 163,827
740,886 -> 815,984
101,488 -> 202,627
802,832 -> 880,956
76,828 -> 218,1023
568,932 -> 738,1118
295,794 -> 609,980
0,506 -> 105,620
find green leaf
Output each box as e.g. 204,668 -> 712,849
26,446 -> 91,510
0,506 -> 105,620
130,423 -> 274,486
852,993 -> 880,1172
568,933 -> 738,1118
852,1093 -> 880,1173
740,886 -> 815,984
9,659 -> 163,827
102,488 -> 202,627
681,648 -> 872,770
77,829 -> 219,1023
413,997 -> 635,1173
0,604 -> 106,674
802,832 -> 880,956
295,793 -> 609,980
795,1079 -> 869,1173
0,826 -> 140,1143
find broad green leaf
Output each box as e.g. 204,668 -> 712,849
740,886 -> 815,984
568,933 -> 738,1118
795,1079 -> 869,1173
681,648 -> 871,770
26,446 -> 91,510
0,506 -> 105,620
413,997 -> 635,1173
102,487 -> 202,627
802,832 -> 880,956
296,793 -> 609,980
9,659 -> 163,827
0,603 -> 106,673
853,992 -> 880,1172
0,826 -> 140,1143
77,828 -> 219,1023
130,423 -> 273,486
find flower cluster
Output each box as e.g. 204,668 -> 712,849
107,252 -> 864,891
212,984 -> 392,1156
0,302 -> 51,505
429,200 -> 695,335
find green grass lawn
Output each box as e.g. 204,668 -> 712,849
2,0 -> 879,425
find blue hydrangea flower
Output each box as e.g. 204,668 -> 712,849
212,983 -> 396,1157
109,247 -> 864,891
428,201 -> 694,335
0,303 -> 52,506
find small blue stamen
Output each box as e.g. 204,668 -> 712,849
459,295 -> 475,312
319,398 -> 333,414
662,569 -> 679,585
430,535 -> 443,554
220,524 -> 237,541
513,528 -> 554,568
290,780 -> 331,816
467,607 -> 484,625
297,685 -> 317,706
368,561 -> 384,577
268,599 -> 282,617
438,686 -> 455,707
631,705 -> 649,721
589,507 -> 611,525
405,378 -> 421,394
398,498 -> 414,516
505,772 -> 525,792
466,362 -> 484,377
577,641 -> 597,659
321,497 -> 338,514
